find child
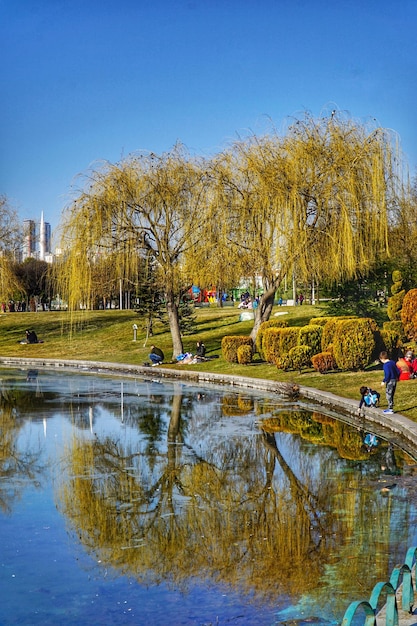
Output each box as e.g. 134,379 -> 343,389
358,385 -> 380,411
363,433 -> 378,452
380,351 -> 399,414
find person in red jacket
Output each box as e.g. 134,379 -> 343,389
396,353 -> 412,380
405,350 -> 417,378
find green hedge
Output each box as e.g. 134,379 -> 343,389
237,344 -> 253,365
256,319 -> 288,359
280,345 -> 313,373
298,324 -> 322,356
383,319 -> 405,340
380,328 -> 402,359
332,318 -> 378,370
263,327 -> 299,363
321,316 -> 357,352
221,335 -> 253,363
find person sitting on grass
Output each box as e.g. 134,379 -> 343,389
19,329 -> 42,344
149,345 -> 164,366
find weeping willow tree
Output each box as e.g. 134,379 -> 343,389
56,145 -> 211,357
184,156 -> 253,299
0,195 -> 23,303
0,257 -> 23,303
389,174 -> 417,285
202,112 -> 400,341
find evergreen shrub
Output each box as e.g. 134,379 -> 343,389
298,324 -> 322,356
401,288 -> 417,339
380,329 -> 402,360
332,318 -> 378,370
280,327 -> 300,356
309,316 -> 333,327
321,316 -> 356,352
388,291 -> 406,321
221,335 -> 253,363
268,327 -> 299,364
280,345 -> 312,373
311,351 -> 337,374
383,320 -> 405,340
237,344 -> 253,365
256,319 -> 288,359
263,328 -> 285,363
387,270 -> 405,321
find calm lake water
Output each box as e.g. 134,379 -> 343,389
0,367 -> 416,626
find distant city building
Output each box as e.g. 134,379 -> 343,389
22,212 -> 52,261
39,212 -> 51,261
23,219 -> 37,260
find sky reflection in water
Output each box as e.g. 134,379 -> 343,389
0,368 -> 416,626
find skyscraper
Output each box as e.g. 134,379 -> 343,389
22,213 -> 52,261
23,219 -> 36,259
39,211 -> 51,260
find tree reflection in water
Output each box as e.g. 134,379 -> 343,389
52,378 -> 417,618
0,374 -> 46,513
0,368 -> 416,624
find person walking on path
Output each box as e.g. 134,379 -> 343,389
379,351 -> 399,414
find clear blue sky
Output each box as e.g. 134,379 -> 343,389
1,0 -> 416,235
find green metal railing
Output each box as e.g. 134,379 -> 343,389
341,546 -> 416,626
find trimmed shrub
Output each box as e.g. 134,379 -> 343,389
280,327 -> 300,355
311,351 -> 337,374
298,324 -> 323,356
388,270 -> 404,321
256,319 -> 288,359
263,326 -> 299,364
237,344 -> 253,365
388,290 -> 405,321
401,288 -> 417,340
309,316 -> 333,327
383,320 -> 406,340
221,335 -> 253,363
321,316 -> 356,352
380,329 -> 402,360
332,318 -> 378,370
263,327 -> 285,364
280,345 -> 312,373
392,269 -> 403,285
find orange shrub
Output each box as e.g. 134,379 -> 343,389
311,351 -> 337,373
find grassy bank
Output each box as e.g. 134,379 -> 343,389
1,303 -> 416,422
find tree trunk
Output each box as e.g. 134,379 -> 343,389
250,286 -> 276,343
166,289 -> 184,358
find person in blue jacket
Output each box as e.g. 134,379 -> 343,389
379,351 -> 399,414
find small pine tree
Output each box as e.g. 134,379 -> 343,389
135,257 -> 167,343
178,296 -> 197,335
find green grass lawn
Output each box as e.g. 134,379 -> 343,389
1,303 -> 416,421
